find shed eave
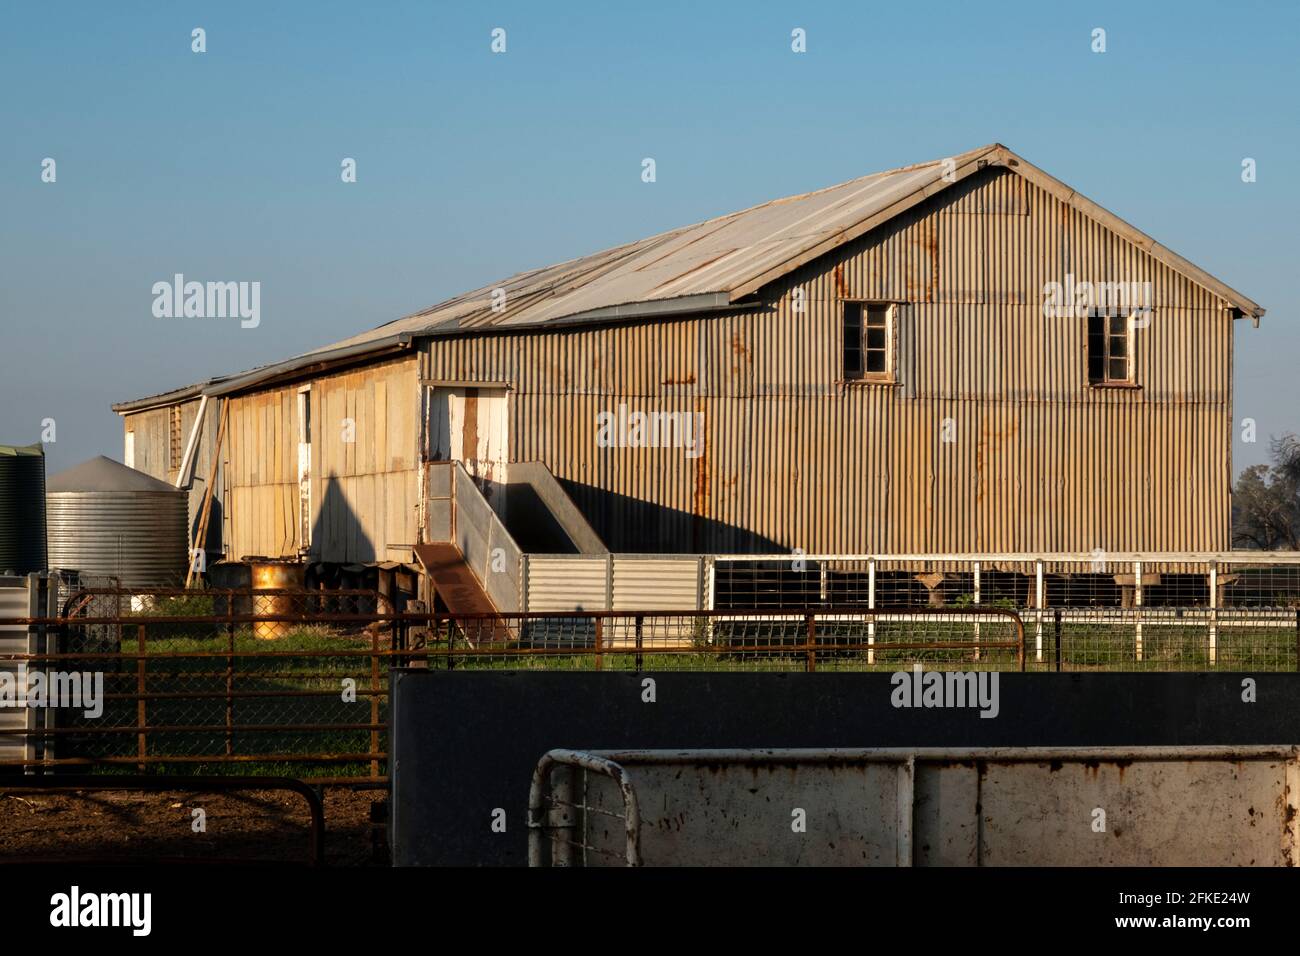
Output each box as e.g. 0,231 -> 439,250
112,381 -> 216,415
200,332 -> 416,398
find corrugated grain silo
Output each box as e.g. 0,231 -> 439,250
46,456 -> 189,587
0,443 -> 47,575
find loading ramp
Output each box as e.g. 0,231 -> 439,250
413,543 -> 497,616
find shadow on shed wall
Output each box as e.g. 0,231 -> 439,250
310,476 -> 374,563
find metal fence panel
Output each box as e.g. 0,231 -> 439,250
529,747 -> 1299,867
525,557 -> 608,612
0,579 -> 32,763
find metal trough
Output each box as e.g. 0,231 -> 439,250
529,746 -> 1300,867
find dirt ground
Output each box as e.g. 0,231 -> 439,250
0,784 -> 386,865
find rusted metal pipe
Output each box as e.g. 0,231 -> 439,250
529,749 -> 641,867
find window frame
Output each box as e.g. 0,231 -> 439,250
842,300 -> 898,385
1086,311 -> 1140,388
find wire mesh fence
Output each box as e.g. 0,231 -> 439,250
7,588 -> 397,782
713,555 -> 1300,672
5,559 -> 1300,782
426,607 -> 1023,673
1,590 -> 1023,781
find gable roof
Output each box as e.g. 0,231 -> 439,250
115,143 -> 1264,412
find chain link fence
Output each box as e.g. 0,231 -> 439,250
8,587 -> 395,782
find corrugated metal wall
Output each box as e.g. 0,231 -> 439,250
0,582 -> 34,762
125,167 -> 1237,560
522,554 -> 703,613
525,556 -> 608,612
126,357 -> 421,563
422,168 -> 1235,554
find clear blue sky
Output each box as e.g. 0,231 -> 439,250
2,0 -> 1296,476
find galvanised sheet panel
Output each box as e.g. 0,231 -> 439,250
0,585 -> 31,761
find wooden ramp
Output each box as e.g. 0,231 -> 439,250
414,543 -> 498,616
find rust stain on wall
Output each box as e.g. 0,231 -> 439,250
730,333 -> 751,379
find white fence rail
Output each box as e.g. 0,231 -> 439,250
517,550 -> 1300,670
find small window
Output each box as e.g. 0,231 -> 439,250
168,406 -> 184,476
843,302 -> 894,382
1087,313 -> 1135,386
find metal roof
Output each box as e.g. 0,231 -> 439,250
0,444 -> 44,458
115,143 -> 1266,411
47,455 -> 180,494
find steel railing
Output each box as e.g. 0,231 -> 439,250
0,593 -> 1026,782
529,749 -> 642,867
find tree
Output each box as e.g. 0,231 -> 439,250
1232,438 -> 1300,549
1275,434 -> 1300,484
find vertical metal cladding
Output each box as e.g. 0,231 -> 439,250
419,166 -> 1238,555
0,443 -> 47,575
46,457 -> 188,587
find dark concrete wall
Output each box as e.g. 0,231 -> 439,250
390,670 -> 1300,865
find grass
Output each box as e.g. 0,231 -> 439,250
58,622 -> 385,779
1046,622 -> 1298,671
144,625 -> 370,655
46,612 -> 1300,780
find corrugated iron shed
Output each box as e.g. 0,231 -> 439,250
114,143 -> 1264,411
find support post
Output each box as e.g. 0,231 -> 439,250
867,559 -> 876,666
185,398 -> 227,588
1134,560 -> 1144,663
1208,561 -> 1218,667
225,602 -> 235,757
136,624 -> 147,772
1034,560 -> 1044,663
1054,608 -> 1062,672
370,628 -> 381,780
